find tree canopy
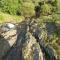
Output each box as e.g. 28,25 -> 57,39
0,0 -> 57,16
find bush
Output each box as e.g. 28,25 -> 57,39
0,0 -> 57,17
20,2 -> 35,17
41,4 -> 53,15
0,0 -> 41,16
0,0 -> 20,15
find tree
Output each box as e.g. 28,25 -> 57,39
0,0 -> 20,15
41,3 -> 53,15
20,2 -> 35,17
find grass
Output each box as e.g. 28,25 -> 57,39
0,12 -> 24,24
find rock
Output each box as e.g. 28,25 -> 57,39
0,23 -> 16,32
46,22 -> 57,40
0,36 -> 10,60
4,21 -> 44,60
6,23 -> 16,29
28,19 -> 58,60
44,45 -> 58,60
22,32 -> 44,60
0,23 -> 17,60
0,19 -> 58,60
39,40 -> 58,60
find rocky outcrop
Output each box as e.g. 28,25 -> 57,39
0,18 -> 59,60
3,21 -> 44,60
0,23 -> 17,60
27,18 -> 58,60
22,32 -> 43,60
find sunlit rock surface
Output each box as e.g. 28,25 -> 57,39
0,23 -> 17,60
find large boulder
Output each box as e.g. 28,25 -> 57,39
0,23 -> 17,60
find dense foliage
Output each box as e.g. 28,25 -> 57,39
0,0 -> 19,15
0,0 -> 57,16
0,0 -> 40,16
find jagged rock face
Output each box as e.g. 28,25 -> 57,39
0,19 -> 59,60
28,19 -> 58,60
0,23 -> 16,32
22,32 -> 43,60
0,23 -> 17,60
3,21 -> 44,60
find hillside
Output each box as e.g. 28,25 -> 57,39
0,12 -> 24,23
0,0 -> 60,60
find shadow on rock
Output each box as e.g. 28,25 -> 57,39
4,21 -> 28,60
0,35 -> 10,60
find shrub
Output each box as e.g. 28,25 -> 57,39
20,2 -> 35,17
41,4 -> 53,15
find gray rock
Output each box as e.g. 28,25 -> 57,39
22,32 -> 44,60
0,23 -> 16,32
4,21 -> 44,60
0,24 -> 17,60
28,19 -> 58,60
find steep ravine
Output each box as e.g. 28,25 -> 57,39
0,18 -> 59,60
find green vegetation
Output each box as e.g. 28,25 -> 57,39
56,0 -> 60,13
0,0 -> 40,16
0,0 -> 19,15
0,0 -> 57,17
0,0 -> 60,59
20,2 -> 35,17
41,4 -> 53,15
0,12 -> 24,23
